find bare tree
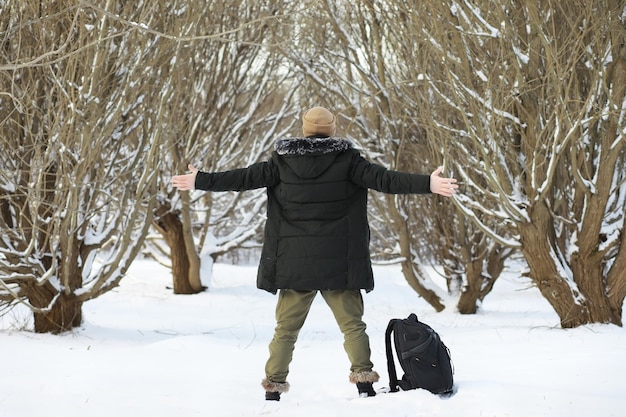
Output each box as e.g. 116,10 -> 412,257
368,0 -> 517,313
0,1 -> 162,332
402,37 -> 518,313
411,0 -> 626,327
146,0 -> 300,294
0,1 -> 301,334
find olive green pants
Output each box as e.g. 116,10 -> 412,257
265,289 -> 374,383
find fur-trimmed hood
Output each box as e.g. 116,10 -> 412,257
275,137 -> 353,156
274,137 -> 354,179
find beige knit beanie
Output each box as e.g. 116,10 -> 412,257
302,106 -> 336,137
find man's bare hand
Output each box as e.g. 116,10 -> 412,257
171,164 -> 199,191
430,166 -> 458,197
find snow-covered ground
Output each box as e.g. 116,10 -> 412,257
1,260 -> 624,417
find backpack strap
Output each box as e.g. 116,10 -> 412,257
401,332 -> 436,359
385,319 -> 400,392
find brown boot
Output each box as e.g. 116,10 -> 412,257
262,378 -> 290,401
356,382 -> 376,397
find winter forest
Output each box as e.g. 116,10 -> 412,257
1,0 -> 625,337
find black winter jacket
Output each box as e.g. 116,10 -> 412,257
195,137 -> 431,294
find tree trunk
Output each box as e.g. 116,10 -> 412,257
28,284 -> 83,334
519,202 -> 621,328
399,261 -> 445,312
387,197 -> 445,311
446,274 -> 463,296
179,193 -> 204,293
456,249 -> 505,314
606,229 -> 626,326
153,204 -> 204,295
570,248 -> 622,326
457,260 -> 484,314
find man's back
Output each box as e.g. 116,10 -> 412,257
262,137 -> 371,293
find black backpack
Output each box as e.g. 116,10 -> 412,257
385,313 -> 454,395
